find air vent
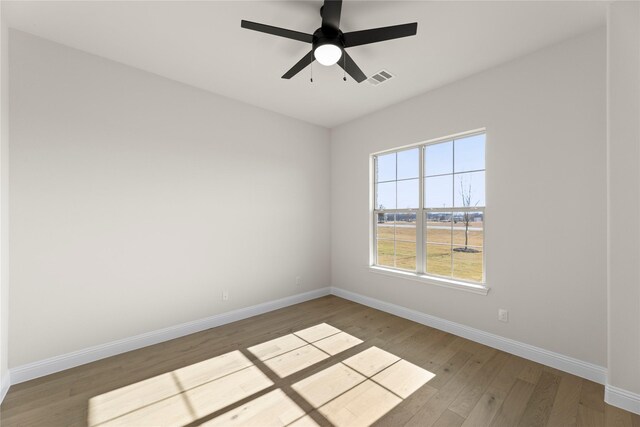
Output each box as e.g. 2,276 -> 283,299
367,70 -> 394,86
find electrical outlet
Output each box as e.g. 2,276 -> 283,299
295,276 -> 302,286
498,309 -> 509,322
222,290 -> 229,301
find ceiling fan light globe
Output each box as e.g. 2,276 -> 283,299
314,44 -> 342,66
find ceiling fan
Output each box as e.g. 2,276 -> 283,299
240,0 -> 418,83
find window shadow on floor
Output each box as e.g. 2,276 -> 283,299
87,323 -> 435,427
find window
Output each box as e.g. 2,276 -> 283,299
372,132 -> 486,287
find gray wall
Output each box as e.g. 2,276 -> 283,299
0,4 -> 9,396
8,31 -> 331,367
331,29 -> 607,366
607,1 -> 640,396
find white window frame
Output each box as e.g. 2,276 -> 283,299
369,129 -> 489,295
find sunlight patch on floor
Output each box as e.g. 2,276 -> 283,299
293,347 -> 434,427
292,363 -> 367,408
88,324 -> 435,427
248,334 -> 308,361
88,350 -> 260,426
88,368 -> 182,426
93,365 -> 273,426
342,346 -> 401,377
372,359 -> 436,398
252,323 -> 362,379
201,389 -> 308,427
288,415 -> 321,427
293,323 -> 342,343
319,380 -> 402,427
313,332 -> 364,356
263,344 -> 330,378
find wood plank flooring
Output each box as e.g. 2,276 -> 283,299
1,295 -> 638,426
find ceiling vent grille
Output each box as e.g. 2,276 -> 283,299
367,70 -> 394,86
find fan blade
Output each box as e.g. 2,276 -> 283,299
343,22 -> 418,48
322,0 -> 343,30
241,20 -> 313,43
282,51 -> 314,79
338,51 -> 367,83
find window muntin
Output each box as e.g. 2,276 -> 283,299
372,132 -> 486,284
375,148 -> 420,211
375,212 -> 417,270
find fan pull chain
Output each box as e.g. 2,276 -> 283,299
310,52 -> 314,83
343,52 -> 347,82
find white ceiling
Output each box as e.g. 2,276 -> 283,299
4,1 -> 606,128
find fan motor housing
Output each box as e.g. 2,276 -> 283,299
312,27 -> 345,52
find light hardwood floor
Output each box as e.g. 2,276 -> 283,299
1,295 -> 638,426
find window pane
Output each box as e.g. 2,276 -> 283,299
425,244 -> 451,277
452,246 -> 483,282
395,212 -> 416,242
425,141 -> 453,177
376,182 -> 396,210
454,171 -> 485,208
395,241 -> 416,271
454,134 -> 485,173
452,212 -> 483,247
373,134 -> 485,278
397,148 -> 419,180
376,213 -> 395,240
376,153 -> 396,182
377,240 -> 394,267
397,179 -> 419,209
425,212 -> 452,244
425,175 -> 453,208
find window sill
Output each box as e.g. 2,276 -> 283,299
368,266 -> 490,295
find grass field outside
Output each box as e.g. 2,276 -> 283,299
376,218 -> 483,282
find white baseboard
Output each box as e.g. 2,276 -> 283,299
605,385 -> 640,415
8,287 -> 330,386
330,287 -> 607,385
0,371 -> 9,404
5,286 -> 639,416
